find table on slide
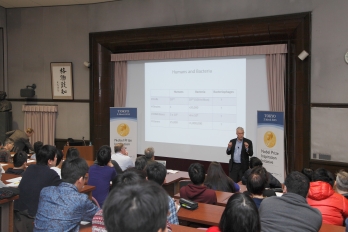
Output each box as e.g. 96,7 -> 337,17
150,89 -> 237,129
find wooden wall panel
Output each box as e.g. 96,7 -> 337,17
90,12 -> 313,173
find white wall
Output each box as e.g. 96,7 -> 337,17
4,0 -> 348,140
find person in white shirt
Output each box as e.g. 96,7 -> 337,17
111,143 -> 134,171
50,149 -> 63,178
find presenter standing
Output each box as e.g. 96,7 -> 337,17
5,128 -> 34,152
226,127 -> 253,182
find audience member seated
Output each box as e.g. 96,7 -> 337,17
14,145 -> 61,232
204,161 -> 239,193
144,147 -> 156,166
88,145 -> 117,207
135,155 -> 147,171
66,147 -> 80,161
147,162 -> 179,225
6,128 -> 34,152
93,146 -> 123,174
307,168 -> 348,226
50,149 -> 63,178
34,157 -> 99,231
259,171 -> 322,232
93,168 -> 147,232
246,166 -> 268,208
301,167 -> 314,181
111,143 -> 134,171
207,193 -> 260,232
335,170 -> 348,198
180,163 -> 217,204
103,181 -> 169,232
6,151 -> 27,175
0,138 -> 14,162
241,157 -> 281,188
30,141 -> 43,160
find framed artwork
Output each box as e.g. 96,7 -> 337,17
51,62 -> 74,100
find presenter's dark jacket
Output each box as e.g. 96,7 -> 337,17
226,138 -> 253,174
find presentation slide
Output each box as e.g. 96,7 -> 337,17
145,59 -> 246,148
126,56 -> 269,163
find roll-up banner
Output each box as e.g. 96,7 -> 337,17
257,111 -> 285,183
110,108 -> 137,163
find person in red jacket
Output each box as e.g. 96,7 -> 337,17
307,168 -> 348,226
180,163 -> 217,204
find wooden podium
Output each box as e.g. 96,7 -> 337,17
63,146 -> 94,161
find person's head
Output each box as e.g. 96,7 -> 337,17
36,145 -> 57,166
13,151 -> 27,168
96,145 -> 112,166
205,161 -> 236,192
188,163 -> 205,185
284,171 -> 309,198
144,147 -> 155,161
327,170 -> 335,187
66,147 -> 80,161
61,157 -> 89,191
56,149 -> 63,167
247,168 -> 267,196
3,138 -> 14,151
249,157 -> 263,169
236,127 -> 245,141
335,170 -> 348,193
206,162 -> 227,179
219,193 -> 260,232
301,168 -> 313,182
135,156 -> 147,171
25,128 -> 34,137
312,168 -> 333,184
146,162 -> 166,186
111,168 -> 147,190
34,141 -> 43,155
103,181 -> 169,232
114,143 -> 127,155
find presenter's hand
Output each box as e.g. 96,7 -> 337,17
228,142 -> 232,148
244,142 -> 249,149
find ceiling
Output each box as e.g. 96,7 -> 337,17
0,0 -> 117,8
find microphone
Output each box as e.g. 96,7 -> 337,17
82,136 -> 86,146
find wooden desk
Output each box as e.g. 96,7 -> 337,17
178,202 -> 224,226
80,185 -> 96,200
63,146 -> 94,160
174,190 -> 233,207
319,223 -> 345,232
2,173 -> 95,200
0,195 -> 19,232
163,171 -> 190,197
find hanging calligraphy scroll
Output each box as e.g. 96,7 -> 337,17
51,62 -> 74,100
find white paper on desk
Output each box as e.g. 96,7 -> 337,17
6,182 -> 20,187
80,221 -> 90,225
167,169 -> 178,174
6,177 -> 22,183
27,159 -> 35,163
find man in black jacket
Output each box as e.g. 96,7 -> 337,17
226,127 -> 253,182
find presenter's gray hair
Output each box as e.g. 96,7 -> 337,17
236,127 -> 244,132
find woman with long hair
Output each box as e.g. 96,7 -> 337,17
204,161 -> 239,193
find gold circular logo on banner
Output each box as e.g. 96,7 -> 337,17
117,123 -> 130,137
264,131 -> 276,148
